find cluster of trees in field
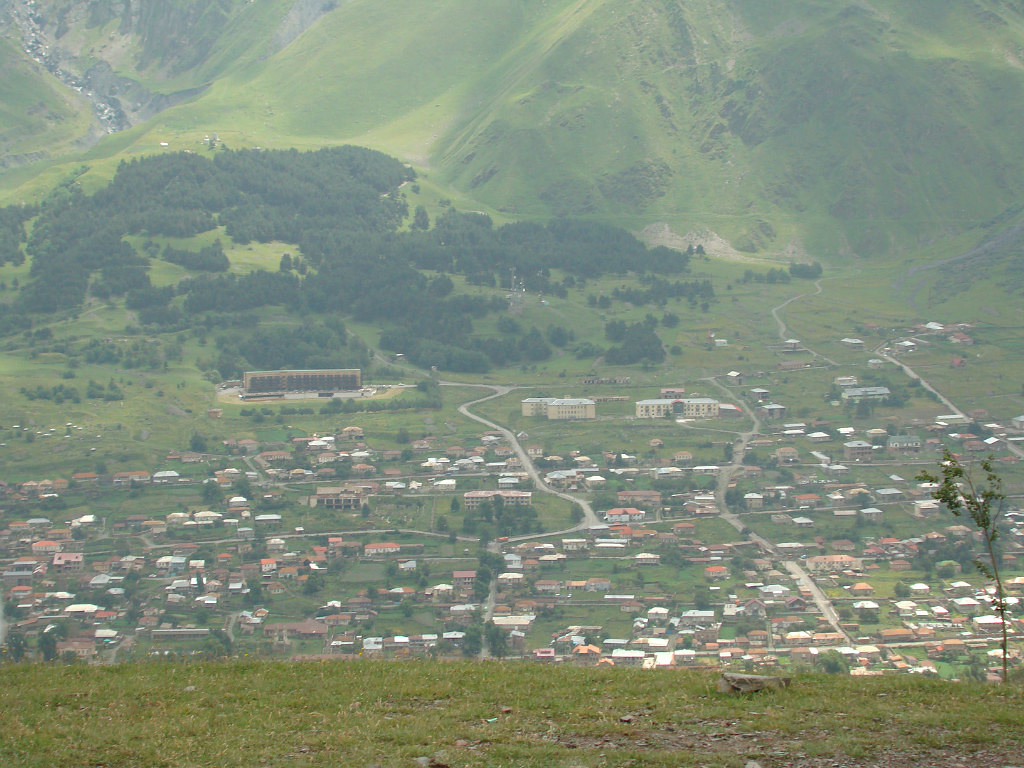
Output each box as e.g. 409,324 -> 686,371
0,305 -> 32,337
159,241 -> 229,272
18,378 -> 123,404
0,203 -> 35,266
738,261 -> 824,286
609,275 -> 714,308
10,147 -> 714,374
17,147 -> 412,312
399,213 -> 691,284
604,318 -> 667,365
789,261 -> 823,279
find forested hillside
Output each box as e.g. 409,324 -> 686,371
4,1 -> 1024,258
1,147 -> 702,375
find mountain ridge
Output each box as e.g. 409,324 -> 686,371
4,1 -> 1024,260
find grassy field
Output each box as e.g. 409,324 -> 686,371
741,506 -> 941,548
374,490 -> 575,537
1,661 -> 1022,767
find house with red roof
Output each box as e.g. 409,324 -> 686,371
704,565 -> 729,581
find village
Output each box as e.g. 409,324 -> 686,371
2,320 -> 1023,681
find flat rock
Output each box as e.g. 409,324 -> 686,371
718,673 -> 790,694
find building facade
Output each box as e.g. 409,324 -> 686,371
244,369 -> 362,395
521,398 -> 596,420
635,398 -> 720,419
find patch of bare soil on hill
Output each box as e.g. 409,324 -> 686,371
639,223 -> 795,265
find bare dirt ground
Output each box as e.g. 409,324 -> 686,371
638,222 -> 808,265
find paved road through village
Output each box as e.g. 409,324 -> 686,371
446,383 -> 599,529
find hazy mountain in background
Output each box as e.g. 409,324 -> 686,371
4,0 -> 1024,259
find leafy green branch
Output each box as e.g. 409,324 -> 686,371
918,450 -> 1008,683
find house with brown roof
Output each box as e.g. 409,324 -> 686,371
340,426 -> 364,441
112,471 -> 151,486
52,552 -> 83,572
878,627 -> 914,643
57,638 -> 97,660
775,446 -> 799,464
264,619 -> 328,642
616,489 -> 663,508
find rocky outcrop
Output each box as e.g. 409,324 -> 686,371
718,673 -> 791,694
3,0 -> 148,133
0,1 -> 312,135
272,0 -> 340,54
0,0 -> 336,135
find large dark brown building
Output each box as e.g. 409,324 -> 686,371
243,369 -> 361,395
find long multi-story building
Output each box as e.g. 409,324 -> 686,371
243,369 -> 361,395
521,397 -> 596,420
635,398 -> 720,419
806,554 -> 863,573
463,490 -> 533,509
310,486 -> 364,510
840,386 -> 891,403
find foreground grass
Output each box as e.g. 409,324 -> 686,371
1,661 -> 1021,767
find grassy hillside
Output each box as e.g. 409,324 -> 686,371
6,1 -> 1024,258
1,661 -> 1021,767
0,38 -> 94,166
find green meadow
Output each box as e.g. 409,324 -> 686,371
1,662 -> 1022,767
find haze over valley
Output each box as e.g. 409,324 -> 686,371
2,3 -> 1024,766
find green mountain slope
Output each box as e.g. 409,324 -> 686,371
0,38 -> 94,167
5,0 -> 1024,258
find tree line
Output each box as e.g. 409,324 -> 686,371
9,146 -> 714,374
